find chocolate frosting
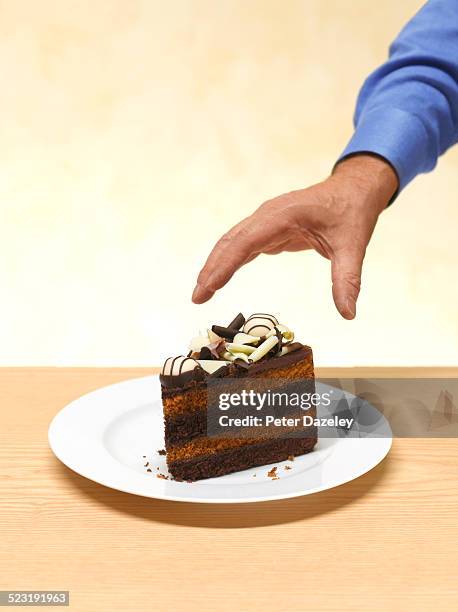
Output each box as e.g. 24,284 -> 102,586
160,343 -> 309,390
160,367 -> 205,388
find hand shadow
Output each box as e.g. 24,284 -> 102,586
52,452 -> 392,529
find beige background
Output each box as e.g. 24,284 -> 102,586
1,0 -> 457,367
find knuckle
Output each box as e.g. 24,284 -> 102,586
218,231 -> 234,246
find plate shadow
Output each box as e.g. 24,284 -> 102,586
52,453 -> 393,529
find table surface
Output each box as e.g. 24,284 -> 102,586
1,367 -> 457,612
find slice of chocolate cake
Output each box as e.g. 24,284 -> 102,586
159,313 -> 317,481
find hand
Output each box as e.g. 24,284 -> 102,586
192,154 -> 398,319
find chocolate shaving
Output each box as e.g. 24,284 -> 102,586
275,327 -> 283,355
199,346 -> 213,360
157,473 -> 168,480
207,339 -> 226,358
146,468 -> 152,473
157,449 -> 166,456
233,358 -> 251,370
284,465 -> 292,470
211,325 -> 237,340
227,313 -> 245,330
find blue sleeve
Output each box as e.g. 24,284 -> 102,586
339,0 -> 458,193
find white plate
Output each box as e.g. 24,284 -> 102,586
48,376 -> 392,504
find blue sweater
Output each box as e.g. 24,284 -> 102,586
340,0 -> 458,192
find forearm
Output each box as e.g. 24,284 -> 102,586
339,0 -> 458,193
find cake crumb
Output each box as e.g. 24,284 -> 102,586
267,467 -> 278,478
146,468 -> 152,473
144,461 -> 149,467
157,473 -> 169,480
284,465 -> 292,470
157,449 -> 166,456
287,455 -> 295,461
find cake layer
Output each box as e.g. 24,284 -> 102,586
166,420 -> 318,463
168,435 -> 317,481
164,376 -> 316,445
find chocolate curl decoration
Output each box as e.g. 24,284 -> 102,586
233,358 -> 250,370
211,325 -> 237,340
211,313 -> 245,341
275,327 -> 283,355
227,313 -> 245,331
199,346 -> 213,360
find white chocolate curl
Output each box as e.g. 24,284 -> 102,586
161,355 -> 199,376
232,332 -> 261,345
226,343 -> 256,355
248,335 -> 279,363
277,324 -> 294,342
197,360 -> 230,374
266,324 -> 295,343
189,334 -> 210,353
230,352 -> 250,363
207,329 -> 222,344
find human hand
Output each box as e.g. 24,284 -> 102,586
192,154 -> 398,319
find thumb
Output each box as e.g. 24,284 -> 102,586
331,247 -> 364,320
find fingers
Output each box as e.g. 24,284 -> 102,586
191,283 -> 214,303
192,214 -> 283,304
192,223 -> 257,303
331,247 -> 364,320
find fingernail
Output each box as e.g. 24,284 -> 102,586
346,298 -> 356,319
192,283 -> 213,304
192,284 -> 202,303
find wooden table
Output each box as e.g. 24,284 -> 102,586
1,368 -> 457,611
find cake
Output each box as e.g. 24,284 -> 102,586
159,313 -> 317,481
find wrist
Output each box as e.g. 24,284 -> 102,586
331,154 -> 399,214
